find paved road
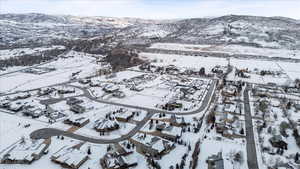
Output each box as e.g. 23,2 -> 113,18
30,80 -> 217,143
41,80 -> 216,116
30,112 -> 154,144
244,84 -> 259,169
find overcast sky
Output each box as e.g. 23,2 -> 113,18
1,0 -> 300,19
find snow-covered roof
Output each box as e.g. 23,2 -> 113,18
0,138 -> 47,162
132,134 -> 172,153
51,146 -> 88,167
295,104 -> 300,110
101,152 -> 128,168
223,104 -> 236,113
222,86 -> 236,95
162,125 -> 182,137
115,111 -> 133,119
94,118 -> 119,130
66,116 -> 89,124
103,84 -> 120,92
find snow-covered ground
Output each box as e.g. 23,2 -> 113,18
249,85 -> 300,169
140,52 -> 228,70
0,50 -> 102,93
150,43 -> 300,59
140,52 -> 300,84
0,46 -> 66,60
1,41 -> 300,169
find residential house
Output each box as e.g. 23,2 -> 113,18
66,98 -> 83,106
160,125 -> 183,141
89,80 -> 102,87
38,88 -> 54,96
100,152 -> 137,169
206,152 -> 224,169
45,110 -> 66,120
115,111 -> 134,122
112,91 -> 126,98
130,134 -> 175,159
64,116 -> 90,127
130,85 -> 144,92
0,138 -> 50,164
295,104 -> 300,111
51,143 -> 89,169
94,118 -> 120,133
70,105 -> 86,114
161,102 -> 183,111
22,108 -> 45,118
223,104 -> 236,114
103,84 -> 120,93
269,135 -> 288,150
221,86 -> 237,97
78,79 -> 91,85
105,73 -> 117,79
57,88 -> 75,94
0,99 -> 10,108
156,123 -> 166,131
8,102 -> 24,112
170,114 -> 187,126
11,92 -> 31,100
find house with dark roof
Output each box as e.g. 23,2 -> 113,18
269,135 -> 288,150
206,152 -> 224,169
70,104 -> 86,114
64,116 -> 90,127
66,98 -> 83,106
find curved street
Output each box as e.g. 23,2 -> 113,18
30,80 -> 217,144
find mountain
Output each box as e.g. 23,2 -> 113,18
1,13 -> 300,70
1,13 -> 300,50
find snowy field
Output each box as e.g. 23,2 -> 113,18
0,112 -> 47,152
0,51 -> 102,93
150,43 -> 300,59
140,52 -> 228,70
140,52 -> 300,84
0,45 -> 65,60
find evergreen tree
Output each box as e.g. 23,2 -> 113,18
240,128 -> 245,135
295,152 -> 299,162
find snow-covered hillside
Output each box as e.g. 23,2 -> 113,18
1,13 -> 300,51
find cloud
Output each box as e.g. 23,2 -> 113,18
1,0 -> 299,19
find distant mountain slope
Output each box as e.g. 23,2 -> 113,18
1,13 -> 300,50
165,15 -> 300,49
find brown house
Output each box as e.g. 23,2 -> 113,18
130,134 -> 175,159
115,111 -> 134,122
64,116 -> 90,127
